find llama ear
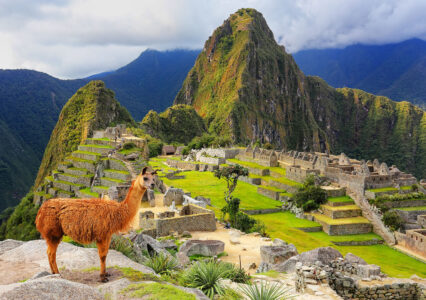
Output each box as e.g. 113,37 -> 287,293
152,169 -> 158,175
142,167 -> 148,175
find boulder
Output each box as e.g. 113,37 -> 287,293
274,256 -> 300,273
0,240 -> 154,275
159,240 -> 178,251
344,253 -> 367,265
357,264 -> 381,278
124,152 -> 139,161
0,240 -> 24,256
297,247 -> 342,265
260,244 -> 298,265
163,188 -> 184,206
256,261 -> 272,273
129,233 -> 171,258
194,196 -> 211,206
0,276 -> 103,300
179,240 -> 225,257
272,238 -> 287,247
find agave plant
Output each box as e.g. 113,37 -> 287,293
239,280 -> 294,300
142,252 -> 179,275
183,260 -> 230,298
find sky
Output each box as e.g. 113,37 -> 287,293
0,0 -> 425,79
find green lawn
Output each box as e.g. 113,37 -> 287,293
328,196 -> 354,203
321,204 -> 360,211
260,175 -> 302,187
161,170 -> 282,210
367,187 -> 398,193
394,206 -> 426,211
227,158 -> 268,170
253,212 -> 425,278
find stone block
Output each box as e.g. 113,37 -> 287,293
357,264 -> 381,278
260,244 -> 298,264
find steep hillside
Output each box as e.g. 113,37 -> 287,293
175,8 -> 425,178
34,80 -> 134,188
293,39 -> 426,108
0,70 -> 84,209
141,104 -> 206,144
91,49 -> 199,120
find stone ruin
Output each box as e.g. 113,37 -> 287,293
238,145 -> 278,167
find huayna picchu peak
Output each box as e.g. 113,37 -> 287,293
34,80 -> 135,189
175,8 -> 425,179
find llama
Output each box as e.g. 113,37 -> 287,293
36,167 -> 156,282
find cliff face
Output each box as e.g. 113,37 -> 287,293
34,81 -> 134,188
175,8 -> 425,178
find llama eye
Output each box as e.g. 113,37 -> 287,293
143,177 -> 148,180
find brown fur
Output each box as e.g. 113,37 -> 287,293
36,167 -> 156,282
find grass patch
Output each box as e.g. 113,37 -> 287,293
79,188 -> 99,197
253,212 -> 424,278
327,196 -> 354,203
321,204 -> 360,211
104,169 -> 130,175
269,166 -> 286,176
101,177 -> 126,183
86,137 -> 111,141
121,282 -> 196,300
367,187 -> 398,193
258,185 -> 285,193
254,270 -> 281,278
73,150 -> 101,156
160,170 -> 282,210
261,175 -> 301,187
394,206 -> 426,211
254,212 -> 321,228
118,147 -> 141,155
309,214 -> 370,225
227,158 -> 268,170
82,144 -> 114,149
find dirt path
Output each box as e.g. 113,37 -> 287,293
0,260 -> 42,284
190,223 -> 272,274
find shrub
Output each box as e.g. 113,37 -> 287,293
263,142 -> 273,150
235,212 -> 256,233
110,235 -> 140,262
122,142 -> 137,150
294,176 -> 327,212
0,193 -> 39,241
239,280 -> 294,300
222,262 -> 251,283
183,260 -> 229,298
182,147 -> 190,156
142,253 -> 179,275
148,140 -> 163,157
382,211 -> 403,231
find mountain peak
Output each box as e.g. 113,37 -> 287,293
34,80 -> 134,188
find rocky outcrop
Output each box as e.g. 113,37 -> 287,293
178,240 -> 225,257
0,275 -> 103,300
260,244 -> 298,265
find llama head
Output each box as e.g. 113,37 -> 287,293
139,167 -> 157,189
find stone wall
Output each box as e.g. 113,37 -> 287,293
197,156 -> 226,165
198,148 -> 240,159
139,204 -> 216,237
395,229 -> 426,257
166,159 -> 199,171
286,166 -> 320,183
244,208 -> 283,215
418,215 -> 426,228
321,222 -> 372,236
239,176 -> 261,185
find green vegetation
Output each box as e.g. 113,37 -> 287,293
34,80 -> 135,189
183,260 -> 250,298
252,212 -> 424,277
79,188 -> 99,198
382,211 -> 403,231
142,253 -> 179,275
294,176 -> 327,212
0,193 -> 39,241
368,192 -> 425,213
141,104 -> 206,144
118,147 -> 141,155
121,282 -> 196,300
367,187 -> 398,193
239,280 -> 294,300
394,206 -> 426,211
328,196 -> 354,203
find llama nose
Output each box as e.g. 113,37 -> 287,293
150,183 -> 155,189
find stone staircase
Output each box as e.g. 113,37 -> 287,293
307,197 -> 373,235
34,138 -> 132,204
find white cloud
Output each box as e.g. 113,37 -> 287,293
0,0 -> 425,78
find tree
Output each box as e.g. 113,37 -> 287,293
214,164 -> 248,204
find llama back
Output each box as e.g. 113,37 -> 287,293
56,198 -> 123,244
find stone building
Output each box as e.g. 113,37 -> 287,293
395,229 -> 426,257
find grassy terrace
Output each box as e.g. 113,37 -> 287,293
118,147 -> 141,155
79,188 -> 99,197
227,158 -> 268,170
86,137 -> 111,141
104,169 -> 130,174
367,187 -> 398,193
394,206 -> 426,211
328,196 -> 354,203
82,144 -> 114,149
254,212 -> 425,278
309,214 -> 370,225
261,175 -> 302,187
321,204 -> 360,211
148,157 -> 425,278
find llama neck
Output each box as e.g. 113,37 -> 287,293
117,179 -> 146,230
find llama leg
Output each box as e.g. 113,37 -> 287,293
97,237 -> 111,282
46,239 -> 61,274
